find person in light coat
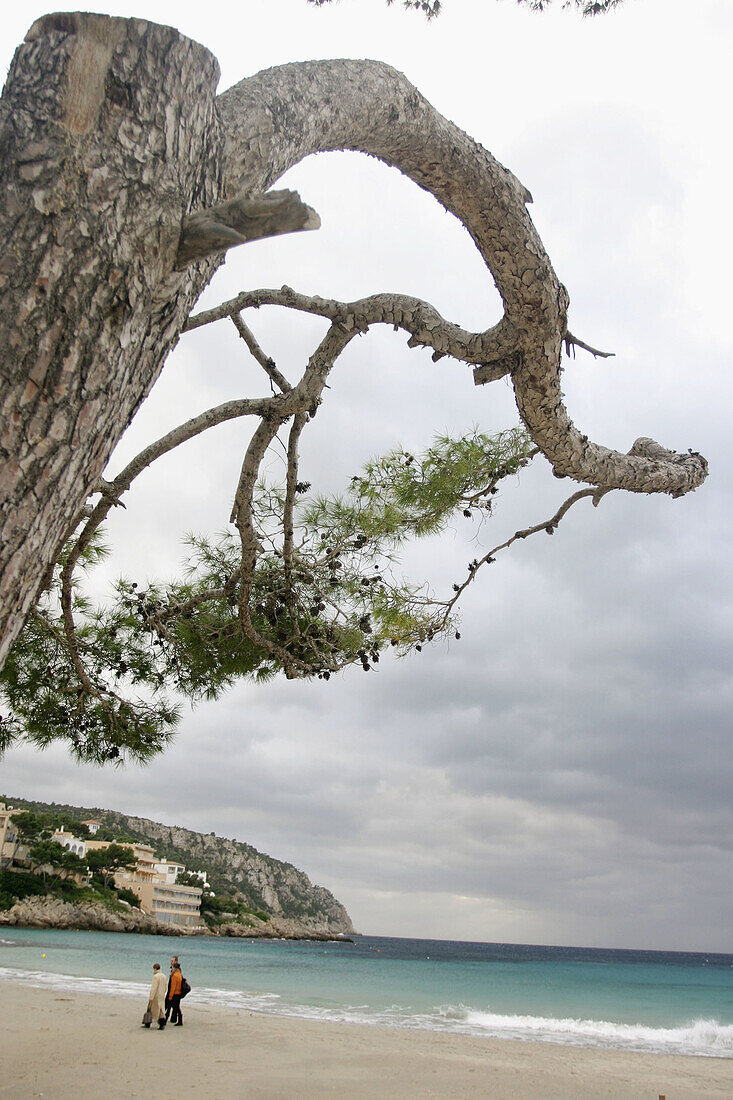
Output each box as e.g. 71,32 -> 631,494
149,963 -> 168,1029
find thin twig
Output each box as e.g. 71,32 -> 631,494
283,413 -> 306,599
230,312 -> 292,393
563,331 -> 615,360
433,486 -> 614,631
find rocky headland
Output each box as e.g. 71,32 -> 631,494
0,896 -> 354,939
2,796 -> 356,940
106,810 -> 355,937
0,895 -> 177,935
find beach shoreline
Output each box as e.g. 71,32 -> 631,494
1,979 -> 731,1099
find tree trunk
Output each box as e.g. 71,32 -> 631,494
0,16 -> 707,671
0,13 -> 226,668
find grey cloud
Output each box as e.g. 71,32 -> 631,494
2,0 -> 732,951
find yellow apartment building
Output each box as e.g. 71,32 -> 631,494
93,841 -> 204,930
0,802 -> 24,866
116,876 -> 203,929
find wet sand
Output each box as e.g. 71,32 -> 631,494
0,979 -> 731,1098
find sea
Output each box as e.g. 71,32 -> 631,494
1,929 -> 732,1058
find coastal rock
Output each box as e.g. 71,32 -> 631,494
4,797 -> 356,938
104,811 -> 355,936
0,896 -> 178,935
217,917 -> 353,942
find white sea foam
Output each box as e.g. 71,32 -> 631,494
0,966 -> 150,1000
458,1008 -> 733,1057
1,967 -> 731,1057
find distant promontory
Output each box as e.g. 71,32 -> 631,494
0,795 -> 355,940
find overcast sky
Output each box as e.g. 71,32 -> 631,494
1,0 -> 732,952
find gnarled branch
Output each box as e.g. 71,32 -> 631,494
216,59 -> 707,497
187,286 -> 514,369
0,17 -> 706,701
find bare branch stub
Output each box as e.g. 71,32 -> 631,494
563,331 -> 615,360
176,190 -> 321,267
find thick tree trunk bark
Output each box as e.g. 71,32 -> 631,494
0,14 -> 224,668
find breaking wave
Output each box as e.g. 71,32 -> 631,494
1,966 -> 731,1057
458,1007 -> 733,1057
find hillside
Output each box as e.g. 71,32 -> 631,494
2,795 -> 355,936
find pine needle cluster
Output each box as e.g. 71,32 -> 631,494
0,428 -> 534,765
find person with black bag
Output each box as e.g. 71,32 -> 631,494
164,954 -> 179,1022
168,961 -> 185,1026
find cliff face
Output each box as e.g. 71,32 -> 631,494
1,795 -> 355,937
100,811 -> 354,936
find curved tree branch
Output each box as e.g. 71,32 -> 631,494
216,59 -> 707,496
187,286 -> 513,370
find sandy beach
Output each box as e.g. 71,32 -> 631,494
0,980 -> 731,1099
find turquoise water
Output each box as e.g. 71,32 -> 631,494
2,929 -> 733,1057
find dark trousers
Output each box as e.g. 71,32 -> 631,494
169,993 -> 183,1024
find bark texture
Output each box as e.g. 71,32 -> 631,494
0,13 -> 225,667
0,16 -> 707,671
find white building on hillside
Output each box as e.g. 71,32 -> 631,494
154,859 -> 209,889
52,828 -> 86,857
153,858 -> 186,884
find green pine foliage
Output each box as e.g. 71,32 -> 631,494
522,0 -> 622,13
306,0 -> 442,17
0,427 -> 533,765
0,868 -> 45,910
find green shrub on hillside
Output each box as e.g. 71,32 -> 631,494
0,868 -> 45,909
115,886 -> 141,908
